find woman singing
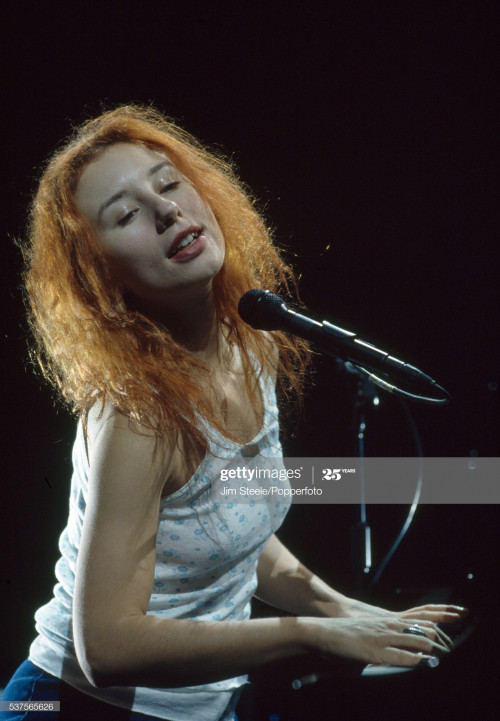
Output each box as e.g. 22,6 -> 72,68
1,105 -> 464,721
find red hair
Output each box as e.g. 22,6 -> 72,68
22,104 -> 309,446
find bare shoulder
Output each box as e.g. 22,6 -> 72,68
85,401 -> 171,511
86,400 -> 146,450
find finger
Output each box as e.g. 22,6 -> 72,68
404,604 -> 466,613
400,605 -> 468,622
398,611 -> 463,626
396,629 -> 451,656
382,646 -> 437,668
402,619 -> 454,650
434,626 -> 454,650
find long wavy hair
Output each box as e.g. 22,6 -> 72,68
22,104 -> 309,447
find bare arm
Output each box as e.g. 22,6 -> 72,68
255,534 -> 353,617
256,534 -> 466,630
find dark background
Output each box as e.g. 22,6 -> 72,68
1,2 -> 498,719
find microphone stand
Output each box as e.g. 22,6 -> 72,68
349,367 -> 379,594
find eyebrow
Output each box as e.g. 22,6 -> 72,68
97,160 -> 172,221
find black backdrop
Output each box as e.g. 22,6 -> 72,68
1,3 -> 498,720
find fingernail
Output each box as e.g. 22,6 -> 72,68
418,656 -> 440,669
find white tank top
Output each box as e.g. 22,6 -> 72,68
29,369 -> 291,721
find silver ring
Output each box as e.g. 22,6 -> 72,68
403,624 -> 427,638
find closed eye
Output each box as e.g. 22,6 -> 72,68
160,181 -> 181,193
117,209 -> 138,227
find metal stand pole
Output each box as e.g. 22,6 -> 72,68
350,371 -> 379,593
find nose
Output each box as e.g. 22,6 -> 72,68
155,197 -> 180,234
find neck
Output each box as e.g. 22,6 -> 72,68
128,285 -> 222,363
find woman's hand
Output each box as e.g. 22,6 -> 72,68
255,535 -> 467,670
394,603 -> 467,624
306,613 -> 453,668
306,600 -> 469,667
341,597 -> 467,624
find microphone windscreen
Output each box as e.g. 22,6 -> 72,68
238,289 -> 286,330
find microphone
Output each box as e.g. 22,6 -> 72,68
238,289 -> 443,390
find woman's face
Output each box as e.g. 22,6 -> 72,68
75,143 -> 225,310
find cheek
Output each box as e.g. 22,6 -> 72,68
186,186 -> 216,220
192,195 -> 212,220
99,225 -> 150,265
99,237 -> 145,284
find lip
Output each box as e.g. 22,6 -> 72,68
168,227 -> 206,262
167,225 -> 203,260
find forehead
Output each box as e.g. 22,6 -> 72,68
75,143 -> 173,218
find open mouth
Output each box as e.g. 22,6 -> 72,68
168,229 -> 202,258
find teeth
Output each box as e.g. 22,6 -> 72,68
170,230 -> 200,257
178,232 -> 196,249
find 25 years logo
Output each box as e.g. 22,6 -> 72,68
321,468 -> 356,481
322,469 -> 342,480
